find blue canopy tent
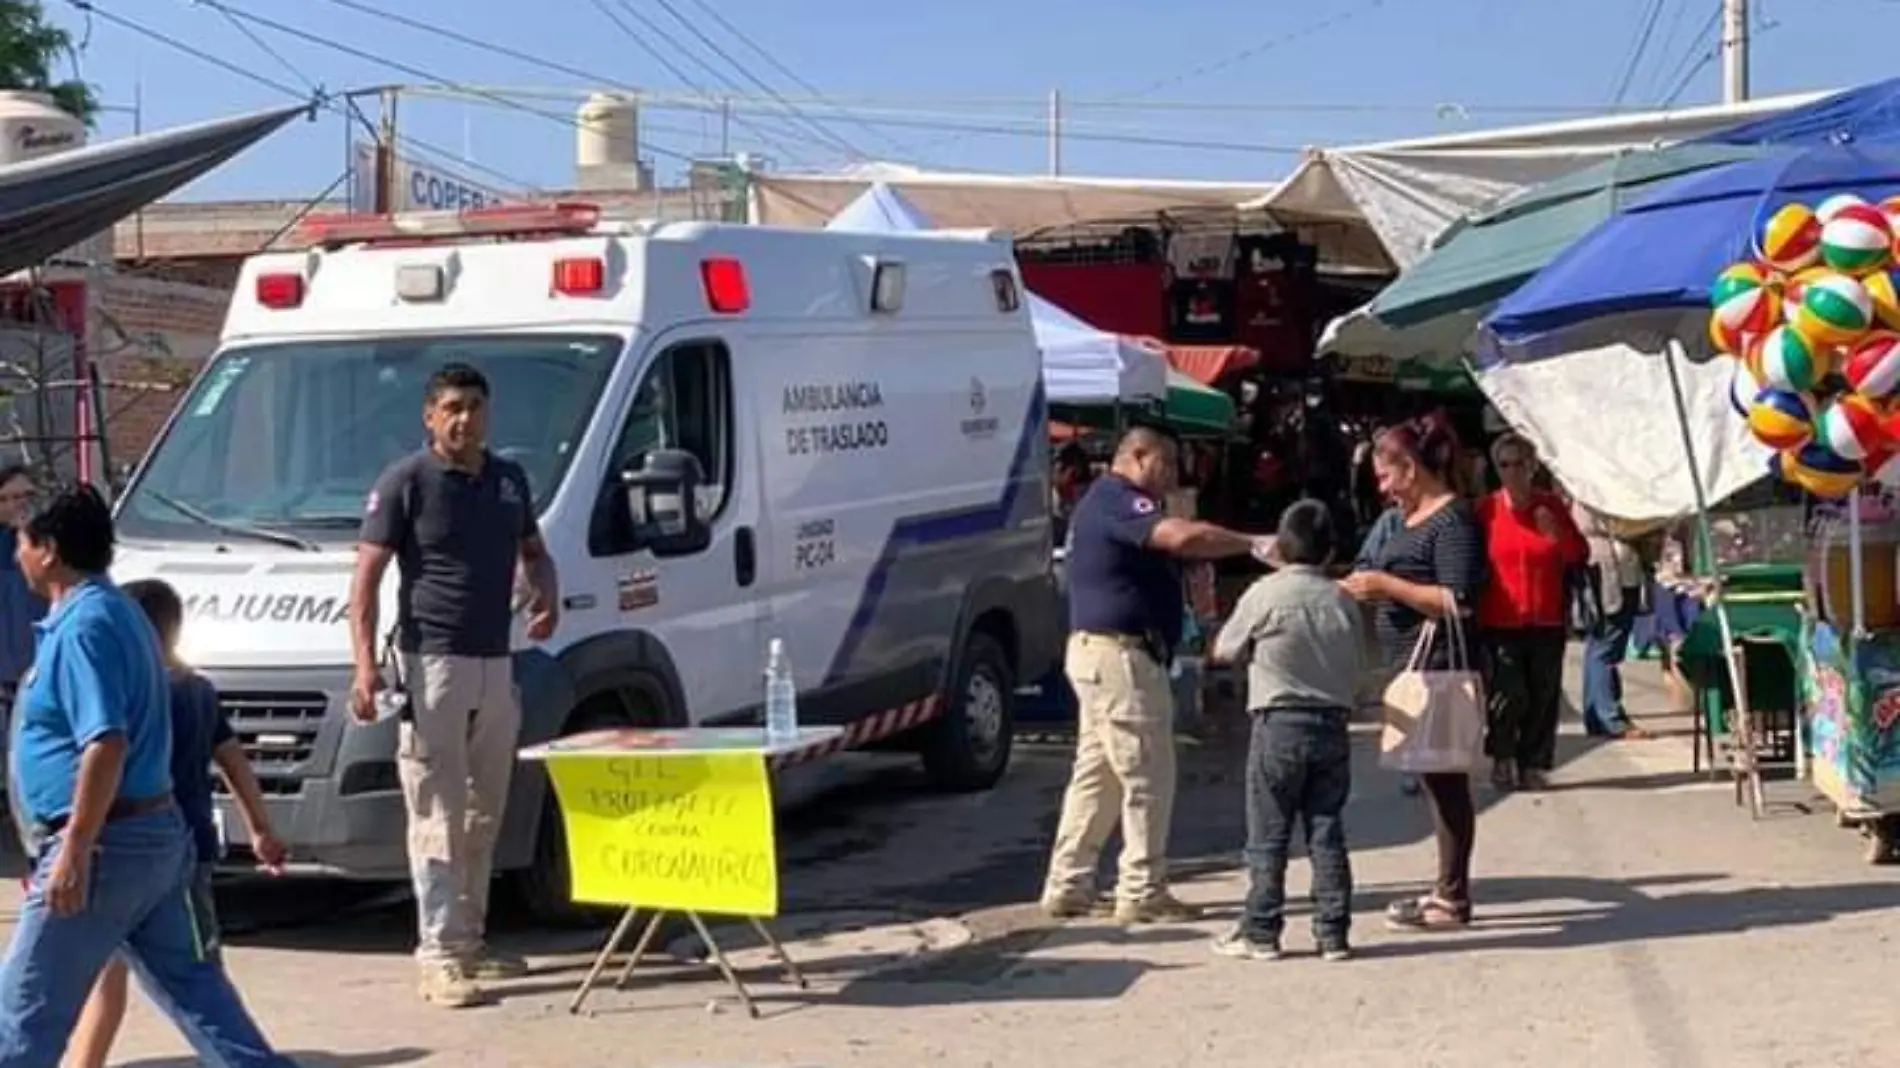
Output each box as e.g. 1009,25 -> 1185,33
1476,80 -> 1900,811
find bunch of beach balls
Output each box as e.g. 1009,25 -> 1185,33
1716,193 -> 1900,498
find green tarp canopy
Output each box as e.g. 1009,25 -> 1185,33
1050,370 -> 1236,438
1369,142 -> 1768,329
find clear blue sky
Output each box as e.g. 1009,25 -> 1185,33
43,0 -> 1900,201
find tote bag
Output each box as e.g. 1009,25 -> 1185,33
1378,595 -> 1486,774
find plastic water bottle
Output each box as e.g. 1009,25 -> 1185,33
764,638 -> 798,744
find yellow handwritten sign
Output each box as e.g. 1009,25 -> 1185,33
543,751 -> 778,917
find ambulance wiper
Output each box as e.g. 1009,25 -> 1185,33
142,490 -> 320,553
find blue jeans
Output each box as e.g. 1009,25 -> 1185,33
0,809 -> 292,1067
1240,708 -> 1353,946
1582,590 -> 1639,736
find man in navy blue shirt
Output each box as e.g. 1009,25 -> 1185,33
1042,427 -> 1265,925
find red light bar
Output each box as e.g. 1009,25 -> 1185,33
296,202 -> 603,247
552,256 -> 605,296
701,258 -> 749,314
255,272 -> 305,309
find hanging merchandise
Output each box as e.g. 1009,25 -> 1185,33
1712,192 -> 1900,499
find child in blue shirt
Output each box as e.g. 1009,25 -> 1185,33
66,579 -> 287,1068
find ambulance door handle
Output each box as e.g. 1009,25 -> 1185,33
734,526 -> 756,588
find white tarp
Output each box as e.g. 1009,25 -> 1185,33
821,181 -> 1165,405
1474,311 -> 1769,522
1250,91 -> 1828,272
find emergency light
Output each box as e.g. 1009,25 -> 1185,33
255,272 -> 305,309
700,257 -> 750,314
296,202 -> 603,248
871,261 -> 906,314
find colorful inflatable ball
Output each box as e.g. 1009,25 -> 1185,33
1821,202 -> 1896,275
1844,331 -> 1900,400
1749,325 -> 1833,393
1863,268 -> 1900,331
1710,268 -> 1782,339
1758,203 -> 1822,272
1728,360 -> 1764,417
1747,389 -> 1816,450
1773,441 -> 1862,499
1873,448 -> 1900,489
1818,193 -> 1872,224
1785,264 -> 1833,308
1793,272 -> 1874,348
1820,394 -> 1892,461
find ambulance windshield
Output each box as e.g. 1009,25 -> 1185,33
117,332 -> 621,544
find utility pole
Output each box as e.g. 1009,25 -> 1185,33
720,97 -> 732,157
1721,0 -> 1750,104
1047,89 -> 1063,178
374,87 -> 399,214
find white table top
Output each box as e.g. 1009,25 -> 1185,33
519,725 -> 847,761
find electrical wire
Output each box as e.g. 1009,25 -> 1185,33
1655,6 -> 1721,106
189,0 -> 706,164
1608,0 -> 1668,108
641,0 -> 870,160
675,0 -> 923,159
303,0 -> 825,167
1638,0 -> 1694,103
71,0 -> 545,195
586,0 -> 836,165
1122,0 -> 1392,100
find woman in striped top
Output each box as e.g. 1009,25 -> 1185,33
1342,413 -> 1486,929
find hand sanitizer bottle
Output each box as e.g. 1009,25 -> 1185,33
764,638 -> 798,744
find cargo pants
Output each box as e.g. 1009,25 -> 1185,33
1043,631 -> 1179,905
397,654 -> 521,967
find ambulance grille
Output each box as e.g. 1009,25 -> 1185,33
211,691 -> 328,796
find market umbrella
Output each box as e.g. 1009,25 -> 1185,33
1484,142 -> 1900,343
1369,143 -> 1767,329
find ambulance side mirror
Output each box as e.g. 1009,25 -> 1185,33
621,448 -> 711,557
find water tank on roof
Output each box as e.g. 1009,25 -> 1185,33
0,90 -> 85,166
576,92 -> 639,169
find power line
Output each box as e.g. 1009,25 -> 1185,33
1123,0 -> 1392,100
1655,5 -> 1721,106
585,0 -> 838,165
675,0 -> 922,159
641,0 -> 870,160
302,0 -> 825,167
1639,0 -> 1695,102
190,0 -> 705,164
71,1 -> 545,195
1608,0 -> 1668,108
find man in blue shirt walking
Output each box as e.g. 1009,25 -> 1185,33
0,484 -> 292,1067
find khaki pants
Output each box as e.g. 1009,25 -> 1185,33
397,654 -> 520,965
1044,632 -> 1178,904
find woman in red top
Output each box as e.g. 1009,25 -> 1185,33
1476,434 -> 1587,791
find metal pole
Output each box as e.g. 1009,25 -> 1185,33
720,97 -> 732,157
1047,89 -> 1062,177
1721,0 -> 1750,104
132,76 -> 145,260
375,87 -> 399,214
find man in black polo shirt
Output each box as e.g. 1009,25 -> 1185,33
348,363 -> 559,1008
1041,426 -> 1264,925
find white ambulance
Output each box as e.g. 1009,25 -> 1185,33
109,204 -> 1059,920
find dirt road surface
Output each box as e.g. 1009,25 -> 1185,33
5,657 -> 1896,1068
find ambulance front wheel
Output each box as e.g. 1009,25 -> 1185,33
922,630 -> 1014,792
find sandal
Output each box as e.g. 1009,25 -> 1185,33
1385,895 -> 1471,931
